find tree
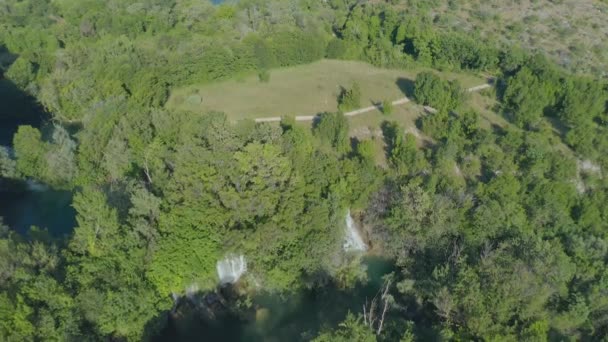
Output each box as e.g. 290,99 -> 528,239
5,57 -> 35,89
383,183 -> 459,258
382,99 -> 393,115
338,82 -> 362,112
383,122 -> 427,175
326,38 -> 348,59
414,72 -> 463,113
13,125 -> 48,180
356,139 -> 376,164
314,313 -> 377,342
502,66 -> 556,128
68,188 -> 120,258
314,112 -> 350,153
147,226 -> 219,295
0,146 -> 17,178
3,1 -> 608,340
219,143 -> 292,225
45,125 -> 77,186
555,77 -> 606,128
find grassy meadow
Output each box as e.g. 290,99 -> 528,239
166,59 -> 485,121
167,59 -> 488,168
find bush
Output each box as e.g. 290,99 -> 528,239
338,82 -> 361,112
314,112 -> 350,153
356,140 -> 376,164
5,57 -> 35,89
326,38 -> 348,59
382,99 -> 393,115
258,69 -> 270,83
413,72 -> 463,113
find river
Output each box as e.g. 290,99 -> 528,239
1,71 -> 397,341
157,256 -> 396,342
0,77 -> 76,236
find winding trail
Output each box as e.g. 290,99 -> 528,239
254,83 -> 493,123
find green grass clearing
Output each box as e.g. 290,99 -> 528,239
167,58 -> 497,168
166,59 -> 486,121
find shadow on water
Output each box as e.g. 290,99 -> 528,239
395,77 -> 415,98
0,185 -> 76,237
0,78 -> 47,146
1,44 -> 52,144
154,256 -> 396,342
0,56 -> 76,237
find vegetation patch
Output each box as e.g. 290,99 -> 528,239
167,60 -> 485,120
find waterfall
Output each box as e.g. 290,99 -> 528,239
343,210 -> 367,252
170,293 -> 180,313
26,179 -> 48,192
216,255 -> 247,284
185,283 -> 199,301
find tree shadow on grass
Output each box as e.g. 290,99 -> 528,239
350,136 -> 360,153
367,99 -> 385,112
396,77 -> 415,98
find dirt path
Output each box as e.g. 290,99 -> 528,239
254,83 -> 492,123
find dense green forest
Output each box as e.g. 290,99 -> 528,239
1,0 -> 607,341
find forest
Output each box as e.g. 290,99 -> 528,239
0,0 -> 607,341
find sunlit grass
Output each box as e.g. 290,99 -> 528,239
167,59 -> 485,121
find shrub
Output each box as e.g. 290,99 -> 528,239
5,57 -> 35,89
338,82 -> 361,112
382,99 -> 393,115
413,72 -> 463,113
258,69 -> 270,83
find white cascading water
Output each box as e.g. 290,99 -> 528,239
26,179 -> 48,192
216,255 -> 247,284
170,293 -> 180,313
185,283 -> 199,300
343,210 -> 367,252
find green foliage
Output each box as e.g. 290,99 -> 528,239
12,125 -> 77,187
258,69 -> 270,83
499,54 -> 608,164
314,112 -> 350,154
384,183 -> 459,255
313,313 -> 376,342
46,126 -> 78,186
431,32 -> 499,71
414,72 -> 464,113
502,67 -> 554,128
383,121 -> 428,175
69,187 -> 120,258
222,143 -> 292,225
356,139 -> 376,164
147,226 -> 219,294
338,82 -> 362,112
5,57 -> 35,89
326,38 -> 349,59
12,125 -> 48,180
2,1 -> 608,341
269,29 -> 326,67
382,99 -> 393,115
0,146 -> 17,178
555,76 -> 606,127
334,257 -> 369,289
